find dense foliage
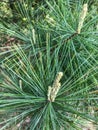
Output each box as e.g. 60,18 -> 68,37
0,0 -> 98,129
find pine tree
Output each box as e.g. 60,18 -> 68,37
0,0 -> 98,129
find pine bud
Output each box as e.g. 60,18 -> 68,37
47,72 -> 63,102
77,4 -> 88,34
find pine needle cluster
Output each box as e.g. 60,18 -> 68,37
0,0 -> 98,130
